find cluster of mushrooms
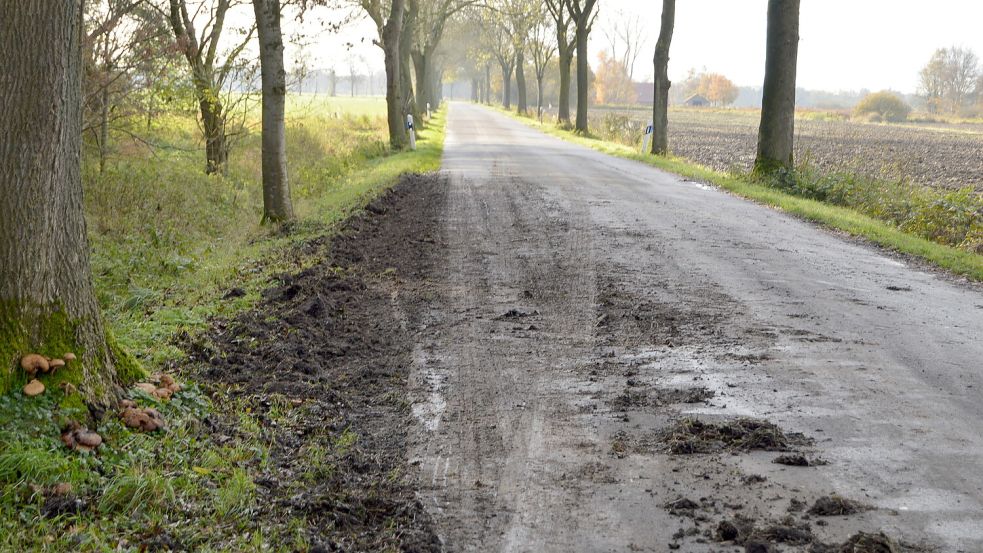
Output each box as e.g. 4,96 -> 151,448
20,353 -> 76,397
19,354 -> 181,451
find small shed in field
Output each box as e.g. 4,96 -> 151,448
684,94 -> 710,107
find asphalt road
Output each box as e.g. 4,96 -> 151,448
408,103 -> 983,552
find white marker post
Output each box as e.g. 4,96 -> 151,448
407,114 -> 417,151
641,120 -> 654,154
426,102 -> 432,118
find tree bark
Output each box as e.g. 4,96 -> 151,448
253,0 -> 293,223
558,50 -> 572,124
382,0 -> 407,150
199,95 -> 228,174
651,0 -> 675,155
574,18 -> 591,132
501,64 -> 514,109
484,64 -> 491,104
755,0 -> 800,174
0,1 -> 125,404
515,50 -> 528,114
537,76 -> 545,119
401,0 -> 419,125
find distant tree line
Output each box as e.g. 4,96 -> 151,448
919,46 -> 981,116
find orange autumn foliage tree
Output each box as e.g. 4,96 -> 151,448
594,51 -> 636,105
698,73 -> 739,106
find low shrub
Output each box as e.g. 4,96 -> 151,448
764,162 -> 982,251
854,91 -> 911,123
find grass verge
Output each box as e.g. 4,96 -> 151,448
0,103 -> 445,550
497,106 -> 983,282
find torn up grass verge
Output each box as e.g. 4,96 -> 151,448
499,108 -> 983,282
0,110 -> 446,550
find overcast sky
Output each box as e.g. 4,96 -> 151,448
274,0 -> 983,94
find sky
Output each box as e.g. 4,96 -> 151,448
250,0 -> 983,94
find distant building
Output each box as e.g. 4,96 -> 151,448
684,94 -> 710,107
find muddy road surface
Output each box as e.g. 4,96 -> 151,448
404,104 -> 983,552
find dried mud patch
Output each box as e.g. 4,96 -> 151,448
187,173 -> 447,551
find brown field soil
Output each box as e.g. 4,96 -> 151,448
594,107 -> 983,191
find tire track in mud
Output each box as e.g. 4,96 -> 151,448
408,169 -> 601,551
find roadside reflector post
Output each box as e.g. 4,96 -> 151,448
407,114 -> 417,151
426,102 -> 432,118
641,120 -> 654,154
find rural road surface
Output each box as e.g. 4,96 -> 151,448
407,103 -> 983,552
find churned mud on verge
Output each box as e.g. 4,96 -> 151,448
185,173 -> 447,551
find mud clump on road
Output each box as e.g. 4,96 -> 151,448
187,173 -> 446,551
612,386 -> 714,412
655,387 -> 715,405
773,453 -> 829,467
811,531 -> 903,553
658,417 -> 813,454
808,495 -> 872,516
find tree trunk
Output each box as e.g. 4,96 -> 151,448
412,51 -> 427,109
537,76 -> 545,119
574,20 -> 590,132
0,1 -> 127,405
501,64 -> 513,109
484,64 -> 491,104
401,1 -> 418,125
651,0 -> 675,155
329,69 -> 337,96
382,0 -> 407,150
98,35 -> 111,173
199,94 -> 228,174
516,50 -> 528,114
253,0 -> 293,223
755,0 -> 800,174
98,77 -> 110,173
558,50 -> 572,124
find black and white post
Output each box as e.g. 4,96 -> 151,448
407,114 -> 417,151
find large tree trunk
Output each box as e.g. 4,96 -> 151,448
501,64 -> 513,109
412,50 -> 427,110
0,1 -> 126,405
254,0 -> 293,223
651,0 -> 675,155
382,0 -> 407,150
515,50 -> 528,114
574,20 -> 590,132
557,50 -> 572,124
199,94 -> 228,174
755,0 -> 800,174
484,64 -> 491,104
401,0 -> 419,125
537,76 -> 545,119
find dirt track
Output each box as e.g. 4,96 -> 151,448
405,104 -> 983,552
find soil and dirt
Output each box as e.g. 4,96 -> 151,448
184,173 -> 448,551
595,108 -> 983,192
